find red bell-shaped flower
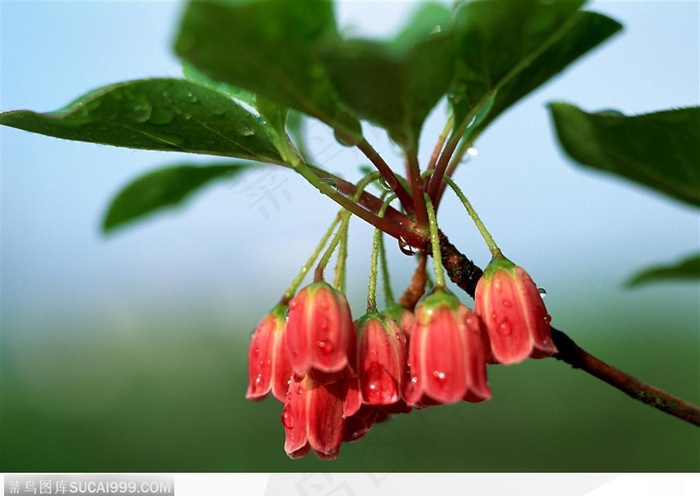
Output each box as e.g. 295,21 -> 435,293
355,313 -> 407,406
281,374 -> 347,460
286,281 -> 354,375
404,290 -> 491,405
475,256 -> 557,364
246,305 -> 293,402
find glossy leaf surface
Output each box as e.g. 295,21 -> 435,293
0,78 -> 285,164
550,104 -> 700,206
175,0 -> 361,140
450,0 -> 622,138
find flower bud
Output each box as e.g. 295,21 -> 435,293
355,313 -> 408,406
286,281 -> 354,375
475,256 -> 557,364
246,305 -> 292,402
404,290 -> 491,406
282,374 -> 347,460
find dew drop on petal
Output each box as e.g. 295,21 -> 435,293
317,340 -> 334,354
281,404 -> 295,429
502,299 -> 512,308
497,320 -> 512,336
543,314 -> 552,323
538,288 -> 547,299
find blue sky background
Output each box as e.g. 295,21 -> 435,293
1,0 -> 698,343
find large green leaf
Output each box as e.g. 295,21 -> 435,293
103,162 -> 253,233
390,2 -> 453,53
0,78 -> 285,164
174,0 -> 361,142
627,254 -> 700,288
450,0 -> 622,138
322,24 -> 454,150
550,104 -> 700,206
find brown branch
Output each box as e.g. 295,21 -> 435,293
438,233 -> 700,427
399,252 -> 428,311
550,328 -> 700,426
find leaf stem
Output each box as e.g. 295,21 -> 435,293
356,138 -> 415,215
314,172 -> 379,282
379,225 -> 395,306
424,194 -> 445,289
442,176 -> 501,258
281,213 -> 341,304
367,194 -> 396,312
407,148 -> 429,235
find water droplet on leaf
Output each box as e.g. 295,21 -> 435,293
131,103 -> 152,123
236,123 -> 256,136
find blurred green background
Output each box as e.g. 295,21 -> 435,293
1,1 -> 698,471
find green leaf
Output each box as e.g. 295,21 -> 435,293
184,62 -> 301,165
322,33 -> 454,150
550,104 -> 700,206
175,0 -> 361,140
0,78 -> 285,164
450,0 -> 622,138
627,254 -> 700,287
390,2 -> 453,53
182,61 -> 256,106
103,162 -> 252,234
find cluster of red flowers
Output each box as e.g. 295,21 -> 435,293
246,256 -> 557,460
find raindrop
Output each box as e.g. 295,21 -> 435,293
281,404 -> 295,429
596,109 -> 625,118
320,178 -> 339,192
502,299 -> 513,308
433,370 -> 446,381
378,175 -> 397,192
497,320 -> 512,336
236,123 -> 256,136
538,288 -> 547,299
362,363 -> 398,404
186,91 -> 199,103
131,103 -> 152,123
316,340 -> 334,354
543,314 -> 552,324
398,237 -> 418,256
